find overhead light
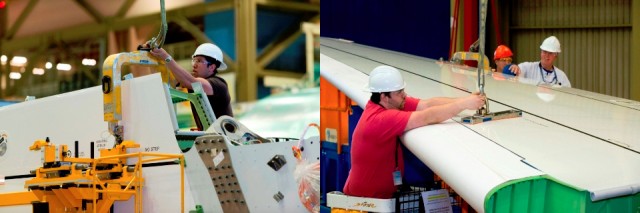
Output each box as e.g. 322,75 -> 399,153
33,68 -> 45,75
10,56 -> 27,66
82,58 -> 97,66
9,72 -> 21,80
0,55 -> 6,65
45,62 -> 53,69
56,63 -> 72,71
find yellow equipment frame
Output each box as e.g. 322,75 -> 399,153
101,50 -> 175,142
0,140 -> 184,213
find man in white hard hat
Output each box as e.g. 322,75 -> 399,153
343,65 -> 485,199
150,43 -> 233,129
517,36 -> 571,87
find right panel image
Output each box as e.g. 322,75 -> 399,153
320,1 -> 640,213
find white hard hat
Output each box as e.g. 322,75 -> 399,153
365,65 -> 406,92
192,43 -> 227,70
540,36 -> 561,53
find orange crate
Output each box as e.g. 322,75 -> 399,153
320,77 -> 351,153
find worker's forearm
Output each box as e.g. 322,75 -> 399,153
406,102 -> 464,131
166,61 -> 197,88
424,102 -> 463,124
418,97 -> 457,110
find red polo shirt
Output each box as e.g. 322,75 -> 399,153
343,96 -> 419,198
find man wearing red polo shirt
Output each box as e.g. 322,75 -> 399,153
343,65 -> 484,199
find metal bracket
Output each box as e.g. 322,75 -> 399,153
267,155 -> 286,171
273,191 -> 284,202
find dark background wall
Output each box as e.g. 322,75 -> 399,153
321,0 -> 451,60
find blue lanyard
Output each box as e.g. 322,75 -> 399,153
538,62 -> 558,85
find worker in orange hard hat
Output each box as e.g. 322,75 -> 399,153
493,45 -> 520,76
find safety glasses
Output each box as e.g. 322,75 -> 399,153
498,57 -> 512,63
191,58 -> 211,66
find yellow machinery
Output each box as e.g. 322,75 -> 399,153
22,138 -> 184,213
101,50 -> 174,143
101,45 -> 176,145
449,51 -> 491,72
101,0 -> 173,144
0,1 -> 203,211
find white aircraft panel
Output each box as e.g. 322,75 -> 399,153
403,121 -> 543,211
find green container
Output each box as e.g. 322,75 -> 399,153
485,175 -> 640,212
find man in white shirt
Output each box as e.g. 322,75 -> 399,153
518,36 -> 572,87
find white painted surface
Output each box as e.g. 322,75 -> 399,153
229,138 -> 312,213
0,86 -> 110,177
115,74 -> 196,212
321,37 -> 640,210
182,144 -> 224,213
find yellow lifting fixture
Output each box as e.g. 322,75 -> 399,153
101,0 -> 175,144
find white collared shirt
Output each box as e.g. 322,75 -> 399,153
518,61 -> 572,87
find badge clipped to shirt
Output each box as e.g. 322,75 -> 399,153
392,169 -> 402,186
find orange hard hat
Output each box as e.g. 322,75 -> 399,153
494,45 -> 513,60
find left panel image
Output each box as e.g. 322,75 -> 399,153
0,0 -> 320,212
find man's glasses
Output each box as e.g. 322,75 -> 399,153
192,58 -> 210,66
498,57 -> 512,63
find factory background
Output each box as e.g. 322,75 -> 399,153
0,0 -> 320,137
323,0 -> 640,101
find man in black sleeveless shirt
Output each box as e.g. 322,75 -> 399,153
150,43 -> 233,130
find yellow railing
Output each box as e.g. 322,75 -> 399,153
91,152 -> 185,213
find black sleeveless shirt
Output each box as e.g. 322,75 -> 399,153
188,75 -> 233,130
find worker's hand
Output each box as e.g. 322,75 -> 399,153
458,94 -> 485,110
149,48 -> 170,61
508,64 -> 521,75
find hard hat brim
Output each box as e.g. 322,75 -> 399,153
540,46 -> 561,53
362,83 -> 406,93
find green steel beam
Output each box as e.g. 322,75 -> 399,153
116,0 -> 136,18
259,69 -> 305,79
510,24 -> 632,30
0,54 -> 8,99
4,0 -> 38,40
171,15 -> 236,71
257,29 -> 301,68
255,0 -> 319,12
1,0 -> 233,53
235,0 -> 258,102
19,44 -> 48,93
73,0 -> 104,23
257,14 -> 319,68
632,1 -> 640,101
